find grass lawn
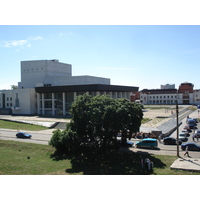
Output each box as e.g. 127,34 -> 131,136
0,119 -> 48,131
1,140 -> 200,175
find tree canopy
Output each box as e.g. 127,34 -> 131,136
49,94 -> 143,158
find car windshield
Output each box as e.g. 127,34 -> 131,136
179,134 -> 185,137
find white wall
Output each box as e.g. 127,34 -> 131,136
18,60 -> 110,88
13,88 -> 37,115
0,88 -> 37,115
19,60 -> 72,88
45,75 -> 110,86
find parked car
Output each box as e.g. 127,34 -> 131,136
135,138 -> 158,149
187,119 -> 197,129
178,133 -> 187,142
16,132 -> 32,139
163,137 -> 182,145
183,126 -> 192,132
181,129 -> 190,137
194,130 -> 200,138
181,143 -> 200,151
117,139 -> 133,147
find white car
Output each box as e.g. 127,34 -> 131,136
194,130 -> 200,138
195,130 -> 200,134
178,133 -> 187,141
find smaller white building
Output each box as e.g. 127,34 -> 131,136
140,90 -> 178,105
0,88 -> 36,115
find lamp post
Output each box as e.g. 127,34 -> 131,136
176,100 -> 179,157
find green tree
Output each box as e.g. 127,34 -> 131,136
49,94 -> 143,158
11,85 -> 18,89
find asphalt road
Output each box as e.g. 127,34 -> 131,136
0,129 -> 52,145
130,114 -> 200,157
1,113 -> 200,157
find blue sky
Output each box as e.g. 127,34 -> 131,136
1,25 -> 200,90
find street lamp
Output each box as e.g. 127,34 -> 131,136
176,100 -> 179,157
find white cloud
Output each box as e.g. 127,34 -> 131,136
0,36 -> 42,48
59,32 -> 65,37
1,39 -> 29,48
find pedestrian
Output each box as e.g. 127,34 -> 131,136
192,134 -> 195,142
184,146 -> 189,157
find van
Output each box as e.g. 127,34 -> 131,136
135,138 -> 158,149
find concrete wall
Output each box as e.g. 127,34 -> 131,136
0,88 -> 37,115
12,88 -> 37,115
19,60 -> 72,88
18,60 -> 110,88
45,75 -> 110,86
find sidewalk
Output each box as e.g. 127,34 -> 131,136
140,106 -> 196,136
170,109 -> 200,172
171,157 -> 200,172
0,115 -> 70,128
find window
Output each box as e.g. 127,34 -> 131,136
44,84 -> 52,87
44,93 -> 52,99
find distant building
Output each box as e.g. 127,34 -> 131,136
140,88 -> 178,105
193,90 -> 200,105
178,82 -> 194,105
0,60 -> 138,116
132,82 -> 199,105
161,84 -> 175,90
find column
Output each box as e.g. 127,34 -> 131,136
42,93 -> 45,115
62,92 -> 66,116
126,92 -> 129,99
74,92 -> 77,101
52,93 -> 55,116
37,93 -> 40,115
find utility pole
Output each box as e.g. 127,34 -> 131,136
176,100 -> 179,157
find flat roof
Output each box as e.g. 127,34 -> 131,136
35,84 -> 139,93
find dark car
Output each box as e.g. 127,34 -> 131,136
181,143 -> 200,151
16,132 -> 32,139
187,119 -> 197,129
163,137 -> 182,145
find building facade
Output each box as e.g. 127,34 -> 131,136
140,88 -> 178,105
132,82 -> 199,105
0,60 -> 138,116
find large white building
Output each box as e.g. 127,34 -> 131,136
0,60 -> 138,116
